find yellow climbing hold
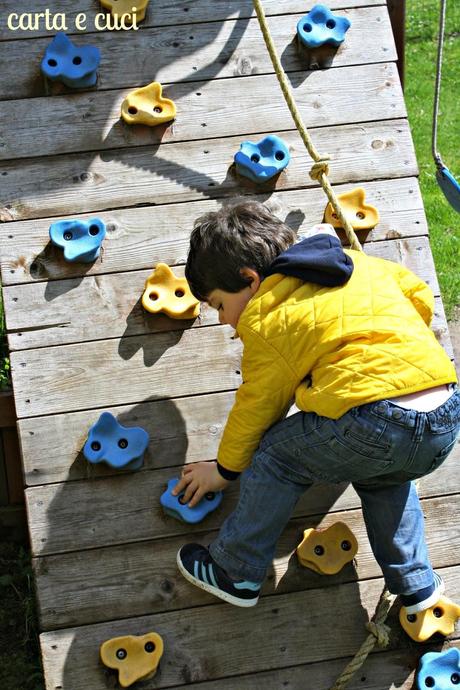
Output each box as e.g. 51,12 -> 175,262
324,187 -> 380,230
296,522 -> 358,575
99,0 -> 150,23
121,82 -> 176,127
399,595 -> 460,642
142,263 -> 200,319
100,632 -> 164,687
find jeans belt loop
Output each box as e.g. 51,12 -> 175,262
412,411 -> 426,443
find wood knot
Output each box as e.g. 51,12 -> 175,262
235,55 -> 254,76
160,579 -> 174,594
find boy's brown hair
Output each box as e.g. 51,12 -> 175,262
185,200 -> 297,301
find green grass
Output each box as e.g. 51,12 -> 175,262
0,543 -> 44,690
405,0 -> 460,318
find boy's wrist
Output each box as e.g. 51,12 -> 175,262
216,461 -> 241,481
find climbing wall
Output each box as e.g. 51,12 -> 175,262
1,1 -> 459,688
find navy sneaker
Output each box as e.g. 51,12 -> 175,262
400,572 -> 445,614
177,543 -> 261,607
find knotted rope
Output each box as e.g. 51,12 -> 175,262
329,588 -> 395,690
252,0 -> 362,252
251,3 -> 400,686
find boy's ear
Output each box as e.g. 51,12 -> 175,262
240,267 -> 261,294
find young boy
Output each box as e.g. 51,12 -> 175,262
173,200 -> 460,612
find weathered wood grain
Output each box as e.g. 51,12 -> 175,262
4,5 -> 455,690
5,285 -> 450,357
0,8 -> 395,102
8,235 -> 447,416
161,650 -> 457,690
5,266 -> 215,350
0,1 -> 386,41
5,228 -> 447,350
9,236 -> 453,458
19,390 -> 234,486
11,324 -> 242,417
0,60 -> 403,161
0,178 -> 427,286
17,281 -> 455,480
14,292 -> 457,481
34,492 -> 460,629
25,440 -> 460,557
38,567 -> 460,690
0,119 -> 418,223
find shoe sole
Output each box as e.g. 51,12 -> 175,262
176,551 -> 259,608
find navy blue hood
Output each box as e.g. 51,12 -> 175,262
265,234 -> 354,287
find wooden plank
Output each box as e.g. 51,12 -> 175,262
34,492 -> 460,629
10,324 -> 242,418
2,273 -> 452,357
0,177 -> 427,287
3,271 -> 451,357
38,566 -> 460,690
19,390 -> 234,487
432,297 -> 454,358
0,8 -> 395,103
0,6 -> 397,141
0,119 -> 418,223
5,283 -> 450,356
0,1 -> 386,41
0,60 -> 404,161
387,0 -> 406,87
4,265 -> 216,351
15,296 -> 457,483
158,650 -> 458,690
0,218 -> 435,350
8,235 -> 444,417
25,440 -> 460,557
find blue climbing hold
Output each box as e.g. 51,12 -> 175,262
160,478 -> 223,523
41,32 -> 100,88
417,648 -> 460,690
234,135 -> 290,183
297,5 -> 351,49
83,412 -> 149,470
49,218 -> 106,263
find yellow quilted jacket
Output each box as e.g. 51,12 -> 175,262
217,250 -> 457,474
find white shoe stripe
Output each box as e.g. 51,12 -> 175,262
208,563 -> 218,588
201,562 -> 209,585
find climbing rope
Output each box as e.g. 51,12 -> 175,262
251,0 -> 362,252
329,587 -> 395,690
250,2 -> 401,686
432,0 -> 447,170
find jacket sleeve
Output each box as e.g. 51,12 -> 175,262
386,260 -> 435,326
217,326 -> 299,475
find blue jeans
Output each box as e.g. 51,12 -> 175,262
210,389 -> 460,593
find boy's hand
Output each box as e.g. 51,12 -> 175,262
172,461 -> 230,508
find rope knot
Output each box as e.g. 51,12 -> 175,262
309,158 -> 330,181
365,621 -> 390,647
